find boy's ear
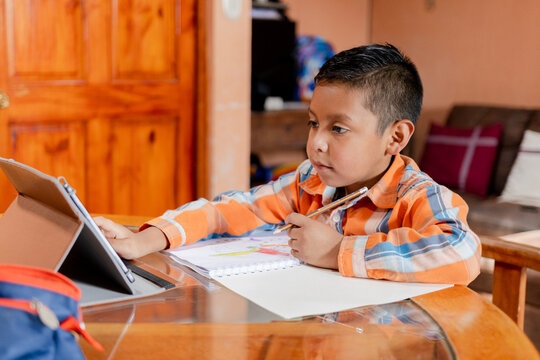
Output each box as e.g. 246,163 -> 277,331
385,120 -> 415,156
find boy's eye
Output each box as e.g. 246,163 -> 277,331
332,125 -> 348,134
307,120 -> 318,128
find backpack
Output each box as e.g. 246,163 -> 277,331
0,264 -> 102,359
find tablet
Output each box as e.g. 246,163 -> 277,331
0,158 -> 172,306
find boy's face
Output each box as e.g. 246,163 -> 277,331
307,84 -> 393,194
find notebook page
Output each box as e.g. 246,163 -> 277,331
216,265 -> 452,319
165,233 -> 300,278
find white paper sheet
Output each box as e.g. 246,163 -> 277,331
216,265 -> 452,319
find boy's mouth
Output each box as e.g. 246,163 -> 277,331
313,161 -> 332,171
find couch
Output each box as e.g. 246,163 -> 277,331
438,105 -> 540,235
412,105 -> 540,349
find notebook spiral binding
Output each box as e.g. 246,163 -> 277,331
209,258 -> 301,278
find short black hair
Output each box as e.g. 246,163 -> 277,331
314,43 -> 423,134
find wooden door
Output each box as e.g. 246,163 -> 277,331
0,0 -> 197,217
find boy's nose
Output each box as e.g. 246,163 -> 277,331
312,135 -> 328,152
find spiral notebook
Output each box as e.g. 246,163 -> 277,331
164,231 -> 453,319
164,233 -> 300,279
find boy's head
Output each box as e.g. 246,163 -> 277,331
314,43 -> 423,134
307,44 -> 423,193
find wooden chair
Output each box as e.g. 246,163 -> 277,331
480,231 -> 540,329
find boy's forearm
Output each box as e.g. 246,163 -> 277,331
338,229 -> 481,284
133,226 -> 169,256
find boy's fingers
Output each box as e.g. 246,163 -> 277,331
290,248 -> 301,259
93,216 -> 132,239
101,229 -> 116,239
287,227 -> 302,242
285,212 -> 309,227
93,216 -> 114,230
93,216 -> 106,225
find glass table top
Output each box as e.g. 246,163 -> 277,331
82,253 -> 455,359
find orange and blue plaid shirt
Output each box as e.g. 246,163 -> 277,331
144,155 -> 481,285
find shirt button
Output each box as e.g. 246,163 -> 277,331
333,215 -> 340,222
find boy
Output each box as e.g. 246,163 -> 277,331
96,44 -> 480,285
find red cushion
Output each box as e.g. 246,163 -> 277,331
420,123 -> 503,196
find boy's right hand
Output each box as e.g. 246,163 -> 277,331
94,216 -> 168,259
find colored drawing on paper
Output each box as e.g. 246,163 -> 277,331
258,247 -> 292,256
212,244 -> 290,257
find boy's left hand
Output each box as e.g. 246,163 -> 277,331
285,213 -> 343,270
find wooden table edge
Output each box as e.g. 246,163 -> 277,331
412,285 -> 539,359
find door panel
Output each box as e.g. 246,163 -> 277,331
6,0 -> 84,80
0,0 -> 197,216
114,0 -> 177,80
10,121 -> 86,200
110,117 -> 176,216
7,83 -> 187,119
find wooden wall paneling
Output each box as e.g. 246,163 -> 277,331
0,0 -> 199,215
0,0 -> 89,209
5,0 -> 84,81
195,0 -> 207,199
113,0 -> 177,80
0,2 -> 7,87
110,117 -> 177,216
85,117 -> 113,213
86,0 -> 111,84
0,2 -> 12,208
7,84 -> 184,119
177,0 -> 196,205
9,120 -> 87,201
0,123 -> 11,208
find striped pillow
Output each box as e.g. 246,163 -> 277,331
499,130 -> 540,207
420,123 -> 503,196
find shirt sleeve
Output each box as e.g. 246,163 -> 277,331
338,184 -> 481,285
141,169 -> 301,249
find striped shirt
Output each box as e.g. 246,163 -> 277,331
143,155 -> 481,285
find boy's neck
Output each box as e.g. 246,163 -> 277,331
344,155 -> 395,195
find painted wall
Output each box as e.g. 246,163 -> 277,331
206,0 -> 252,197
206,0 -> 540,193
370,0 -> 540,157
282,0 -> 371,52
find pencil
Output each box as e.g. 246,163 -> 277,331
273,186 -> 369,234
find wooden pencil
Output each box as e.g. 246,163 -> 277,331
273,186 -> 368,234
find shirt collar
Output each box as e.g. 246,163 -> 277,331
299,155 -> 413,209
366,155 -> 408,209
298,164 -> 325,195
